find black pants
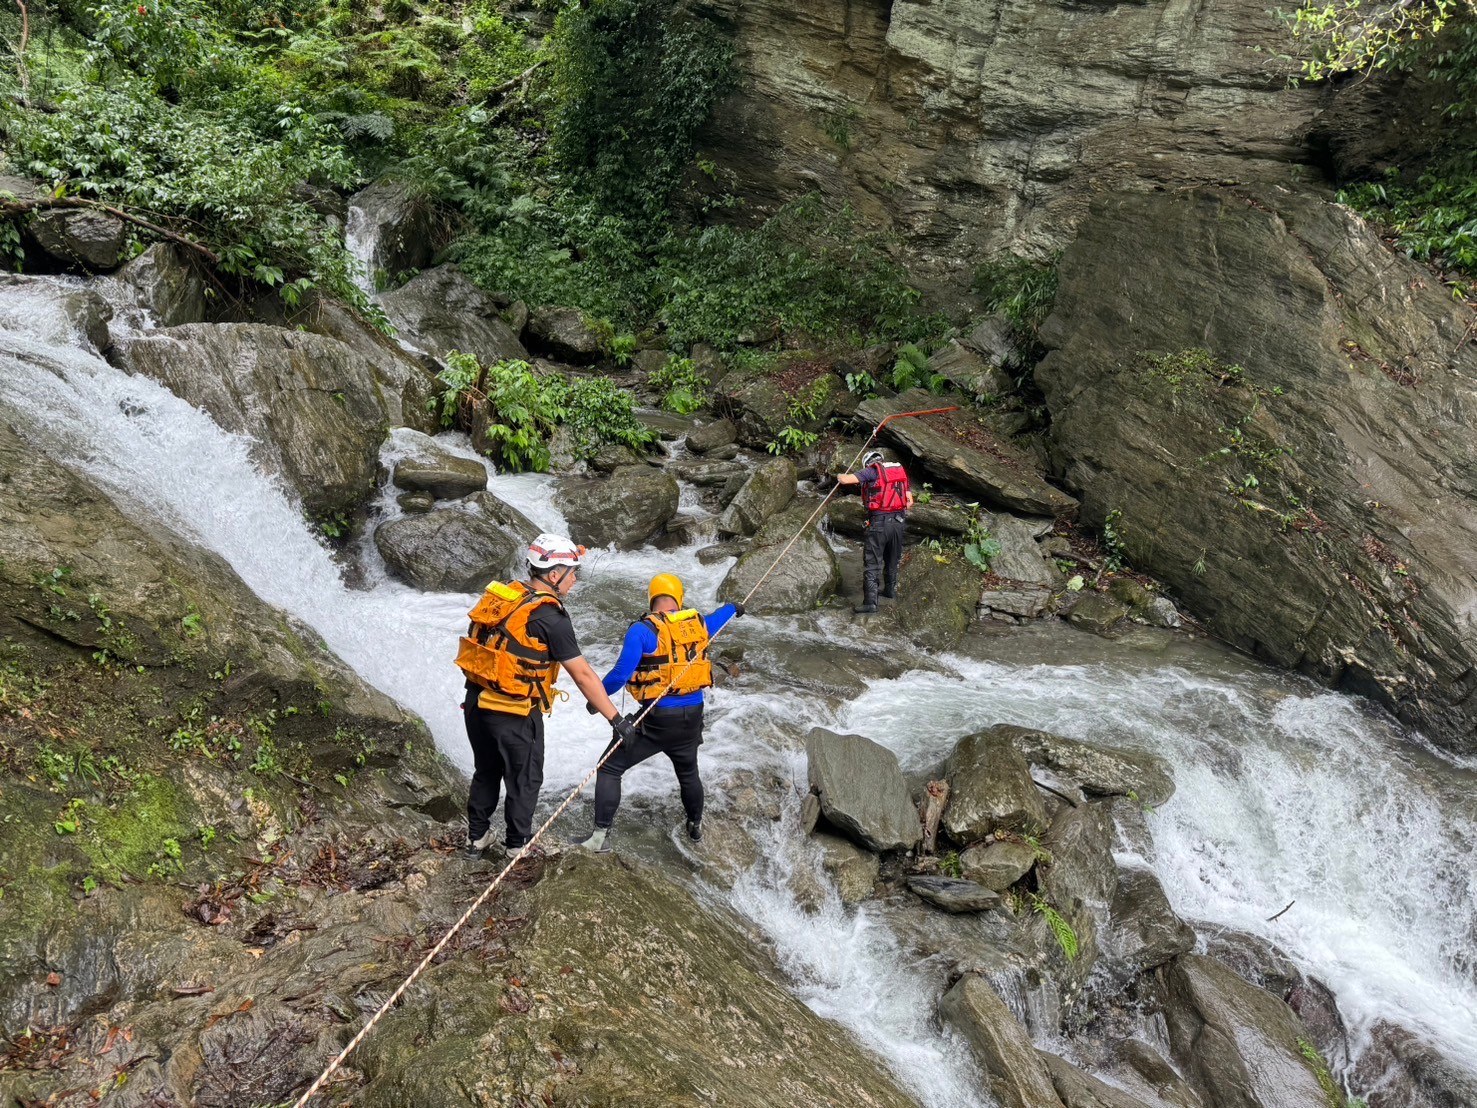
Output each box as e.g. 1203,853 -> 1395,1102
464,698 -> 544,849
862,511 -> 907,605
593,705 -> 704,829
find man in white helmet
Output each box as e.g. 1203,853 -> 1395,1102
835,448 -> 913,614
454,532 -> 637,859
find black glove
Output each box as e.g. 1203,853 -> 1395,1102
732,602 -> 746,617
586,700 -> 600,715
611,713 -> 640,745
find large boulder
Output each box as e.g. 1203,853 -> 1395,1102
715,361 -> 844,449
1036,187 -> 1477,754
993,724 -> 1176,807
113,242 -> 208,326
938,976 -> 1066,1108
859,392 -> 1077,517
387,429 -> 489,500
824,496 -> 972,539
1158,954 -> 1334,1108
527,305 -> 603,364
1103,868 -> 1196,982
1038,1052 -> 1158,1108
959,839 -> 1037,891
718,501 -> 840,613
942,730 -> 1048,843
346,179 -> 442,283
717,455 -> 796,536
685,417 -> 737,453
875,545 -> 983,650
804,728 -> 921,852
814,832 -> 880,905
376,265 -> 528,367
930,338 -> 1015,402
374,492 -> 536,592
1350,1020 -> 1477,1108
111,324 -> 390,518
554,466 -> 680,549
30,208 -> 127,271
983,511 -> 1061,586
1031,801 -> 1118,999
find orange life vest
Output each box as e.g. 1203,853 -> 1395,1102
455,581 -> 564,716
626,609 -> 713,702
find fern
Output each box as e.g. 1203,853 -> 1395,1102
1031,894 -> 1078,961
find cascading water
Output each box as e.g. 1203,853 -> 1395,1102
4,275 -> 1475,1103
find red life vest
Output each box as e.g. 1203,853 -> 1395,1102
864,462 -> 909,513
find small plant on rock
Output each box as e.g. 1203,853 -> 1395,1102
650,356 -> 709,415
1030,894 -> 1079,961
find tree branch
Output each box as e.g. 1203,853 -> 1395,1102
0,195 -> 220,264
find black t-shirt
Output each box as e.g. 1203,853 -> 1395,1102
527,601 -> 581,663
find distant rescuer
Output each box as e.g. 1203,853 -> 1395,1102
454,533 -> 638,859
573,572 -> 742,853
836,448 -> 913,614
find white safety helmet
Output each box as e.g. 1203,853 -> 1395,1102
862,449 -> 886,468
527,533 -> 586,570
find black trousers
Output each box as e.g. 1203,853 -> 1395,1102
464,698 -> 544,848
593,704 -> 704,829
862,511 -> 907,604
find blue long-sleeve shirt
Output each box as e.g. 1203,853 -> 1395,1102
601,605 -> 738,709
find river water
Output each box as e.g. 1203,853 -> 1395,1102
2,277 -> 1474,1105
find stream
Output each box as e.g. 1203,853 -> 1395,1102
2,275 -> 1475,1105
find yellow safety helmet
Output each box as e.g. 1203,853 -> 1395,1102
648,572 -> 685,609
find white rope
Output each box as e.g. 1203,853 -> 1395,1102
292,410 -> 946,1104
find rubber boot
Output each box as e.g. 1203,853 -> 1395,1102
685,818 -> 703,843
854,600 -> 879,614
574,827 -> 613,854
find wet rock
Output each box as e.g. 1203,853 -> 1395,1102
588,442 -> 650,473
859,391 -> 1077,517
30,208 -> 127,271
719,502 -> 839,613
686,418 -> 737,454
824,496 -> 971,539
804,727 -> 922,853
930,338 -> 1015,401
696,541 -> 746,565
1038,1051 -> 1158,1108
815,832 -> 879,904
992,723 -> 1175,807
374,491 -> 536,591
670,458 -> 748,487
1158,953 -> 1332,1108
943,730 -> 1048,843
115,243 -> 208,326
636,409 -> 699,441
985,511 -> 1063,586
979,585 -> 1052,619
3,275 -> 115,354
397,491 -> 434,513
717,455 -> 796,536
1107,1040 -> 1206,1108
1067,593 -> 1130,636
1145,596 -> 1183,628
876,545 -> 983,651
959,839 -> 1037,891
376,265 -> 528,367
527,305 -> 603,364
1105,869 -> 1196,980
1032,801 -> 1117,998
907,875 -> 1000,913
346,180 -> 441,280
939,975 -> 1067,1108
554,465 -> 680,549
111,324 -> 389,518
1350,1020 -> 1477,1108
389,431 -> 488,500
1037,187 -> 1477,755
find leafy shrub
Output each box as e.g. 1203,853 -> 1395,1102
890,343 -> 947,392
962,518 -> 1003,573
478,357 -> 568,473
649,356 -> 709,414
556,377 -> 654,460
1340,167 -> 1477,280
973,255 -> 1059,340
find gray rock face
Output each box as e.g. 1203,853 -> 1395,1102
1106,869 -> 1196,979
876,545 -> 983,651
115,243 -> 208,326
979,586 -> 1051,620
377,265 -> 528,367
2,274 -> 113,353
1350,1020 -> 1477,1108
554,465 -> 680,549
1160,955 -> 1333,1108
804,728 -> 921,852
931,338 -> 1015,401
31,208 -> 126,271
907,876 -> 1000,913
814,833 -> 880,905
719,502 -> 840,614
943,731 -> 1048,843
346,180 -> 441,281
993,724 -> 1175,807
1034,801 -> 1118,997
388,431 -> 488,500
985,511 -> 1061,585
1038,1052 -> 1157,1108
1037,187 -> 1477,755
939,976 -> 1066,1108
374,491 -> 535,592
699,0 -> 1319,289
717,455 -> 796,536
111,324 -> 388,517
685,418 -> 737,454
1067,593 -> 1130,636
527,305 -> 603,364
959,840 -> 1036,891
859,392 -> 1077,516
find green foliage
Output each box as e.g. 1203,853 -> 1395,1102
1297,1038 -> 1348,1107
650,356 -> 709,415
558,376 -> 654,460
939,851 -> 963,878
973,255 -> 1059,340
1101,508 -> 1127,573
962,517 -> 1003,574
1340,167 -> 1477,281
1030,894 -> 1079,961
890,343 -> 947,392
844,370 -> 878,398
915,482 -> 933,505
480,357 -> 568,473
766,425 -> 819,456
1283,0 -> 1475,98
549,0 -> 735,218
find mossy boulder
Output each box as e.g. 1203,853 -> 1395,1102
555,465 -> 680,549
717,455 -> 797,536
718,501 -> 840,614
876,547 -> 983,651
942,730 -> 1047,843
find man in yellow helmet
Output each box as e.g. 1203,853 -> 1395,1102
456,533 -> 637,860
572,572 -> 742,852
